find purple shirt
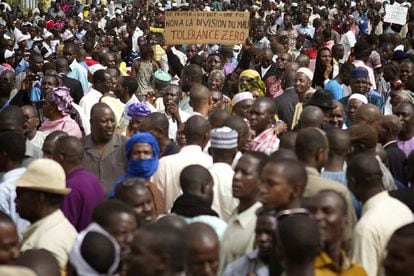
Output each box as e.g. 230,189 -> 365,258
61,167 -> 105,232
397,136 -> 414,158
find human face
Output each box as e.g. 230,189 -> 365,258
0,222 -> 19,265
350,77 -> 370,95
329,104 -> 344,128
126,231 -> 163,276
347,99 -> 364,123
207,73 -> 223,90
186,242 -> 219,276
104,212 -> 137,257
42,96 -> 56,120
30,56 -> 44,73
125,186 -> 154,226
294,72 -> 311,94
104,54 -> 116,68
233,155 -> 260,200
129,143 -> 153,160
206,55 -> 222,73
260,163 -> 296,210
179,73 -> 191,92
319,49 -> 332,66
96,73 -> 112,94
163,86 -> 182,107
233,99 -> 253,119
186,45 -> 198,60
249,102 -> 272,134
210,91 -> 224,111
91,107 -> 115,143
255,216 -> 275,261
15,188 -> 39,223
261,51 -> 273,69
41,76 -> 57,95
384,235 -> 414,276
308,193 -> 346,248
394,103 -> 414,133
400,63 -> 413,84
283,15 -> 292,27
276,54 -> 290,70
255,26 -> 265,39
62,46 -> 75,65
21,106 -> 39,135
383,46 -> 394,61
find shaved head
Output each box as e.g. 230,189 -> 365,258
299,106 -> 324,129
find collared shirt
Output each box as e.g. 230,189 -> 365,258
210,162 -> 238,221
352,191 -> 414,276
21,209 -> 77,269
0,168 -> 30,238
82,134 -> 128,194
305,167 -> 357,240
23,139 -> 42,167
67,59 -> 89,93
153,145 -> 213,211
166,108 -> 192,140
295,24 -> 315,38
254,36 -> 270,49
223,249 -> 268,276
219,201 -> 262,274
79,87 -> 103,122
315,251 -> 367,276
100,94 -> 125,127
61,168 -> 105,232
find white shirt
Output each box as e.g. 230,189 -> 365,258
210,163 -> 239,222
79,87 -> 103,122
340,30 -> 356,63
71,102 -> 90,135
352,191 -> 414,276
166,108 -> 191,140
219,202 -> 262,274
0,168 -> 30,238
29,131 -> 47,150
153,145 -> 213,211
353,59 -> 377,90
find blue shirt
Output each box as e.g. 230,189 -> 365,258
68,59 -> 89,94
324,79 -> 343,100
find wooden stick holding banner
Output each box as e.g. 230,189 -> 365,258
164,11 -> 250,45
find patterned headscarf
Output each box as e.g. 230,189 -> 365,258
127,102 -> 152,118
239,69 -> 265,96
46,86 -> 73,115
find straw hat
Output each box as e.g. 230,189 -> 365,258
15,159 -> 71,195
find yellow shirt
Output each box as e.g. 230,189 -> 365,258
21,210 -> 77,270
315,251 -> 367,276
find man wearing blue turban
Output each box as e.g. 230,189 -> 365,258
110,132 -> 165,214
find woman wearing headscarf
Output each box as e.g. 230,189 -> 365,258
40,86 -> 82,138
238,69 -> 266,96
110,132 -> 165,216
126,102 -> 152,136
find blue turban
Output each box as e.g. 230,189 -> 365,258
109,132 -> 159,197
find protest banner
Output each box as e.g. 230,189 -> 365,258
165,11 -> 250,45
384,4 -> 408,25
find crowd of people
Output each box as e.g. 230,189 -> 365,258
1,0 -> 414,275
